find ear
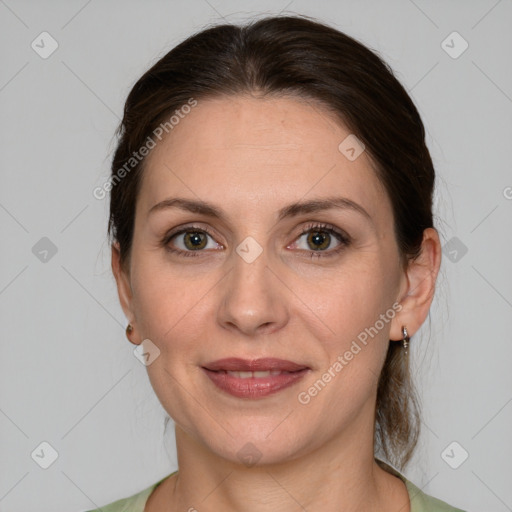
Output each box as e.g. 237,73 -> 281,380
389,227 -> 442,341
111,242 -> 135,325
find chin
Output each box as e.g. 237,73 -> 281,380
193,419 -> 314,469
216,439 -> 302,468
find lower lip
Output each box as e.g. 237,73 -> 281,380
202,368 -> 309,399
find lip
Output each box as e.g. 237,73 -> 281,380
203,357 -> 309,372
202,358 -> 310,399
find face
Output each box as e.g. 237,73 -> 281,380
115,95 -> 413,465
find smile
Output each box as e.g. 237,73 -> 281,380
201,358 -> 310,399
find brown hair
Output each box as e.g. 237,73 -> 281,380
108,14 -> 434,471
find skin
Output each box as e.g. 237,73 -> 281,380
112,94 -> 442,512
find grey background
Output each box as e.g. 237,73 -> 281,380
1,0 -> 511,511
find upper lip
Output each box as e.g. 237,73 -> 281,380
203,357 -> 309,372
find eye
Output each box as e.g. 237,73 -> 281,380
162,222 -> 350,259
290,222 -> 350,259
162,225 -> 222,257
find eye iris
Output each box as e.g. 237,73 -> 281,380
184,231 -> 207,250
307,231 -> 330,250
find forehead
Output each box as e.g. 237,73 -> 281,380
147,94 -> 355,163
138,95 -> 391,225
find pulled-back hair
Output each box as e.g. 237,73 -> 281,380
108,14 -> 435,471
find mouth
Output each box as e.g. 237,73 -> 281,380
203,357 -> 309,372
201,358 -> 310,399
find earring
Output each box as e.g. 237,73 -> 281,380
126,323 -> 134,342
402,326 -> 409,355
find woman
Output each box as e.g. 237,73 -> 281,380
89,14 -> 465,512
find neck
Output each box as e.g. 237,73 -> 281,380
162,422 -> 409,512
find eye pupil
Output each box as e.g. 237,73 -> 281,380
184,232 -> 207,250
307,231 -> 330,250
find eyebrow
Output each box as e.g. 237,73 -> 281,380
148,196 -> 372,223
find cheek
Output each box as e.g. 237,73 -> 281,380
307,258 -> 398,394
308,274 -> 395,402
129,259 -> 207,420
131,256 -> 188,340
130,255 -> 216,367
315,257 -> 395,332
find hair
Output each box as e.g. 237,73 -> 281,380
108,14 -> 435,471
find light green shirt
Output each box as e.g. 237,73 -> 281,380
86,460 -> 465,512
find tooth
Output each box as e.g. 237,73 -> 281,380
226,371 -> 254,378
225,370 -> 280,378
224,370 -> 287,378
253,371 -> 271,378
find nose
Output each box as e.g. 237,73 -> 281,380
217,243 -> 289,337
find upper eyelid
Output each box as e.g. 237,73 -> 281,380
165,224 -> 222,244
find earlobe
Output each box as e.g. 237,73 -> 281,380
390,228 -> 442,341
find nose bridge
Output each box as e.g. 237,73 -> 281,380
217,236 -> 287,335
233,236 -> 270,289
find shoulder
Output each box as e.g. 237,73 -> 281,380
83,472 -> 176,512
405,478 -> 466,512
376,458 -> 465,512
83,486 -> 154,512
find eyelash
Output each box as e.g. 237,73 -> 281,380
161,222 -> 351,260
